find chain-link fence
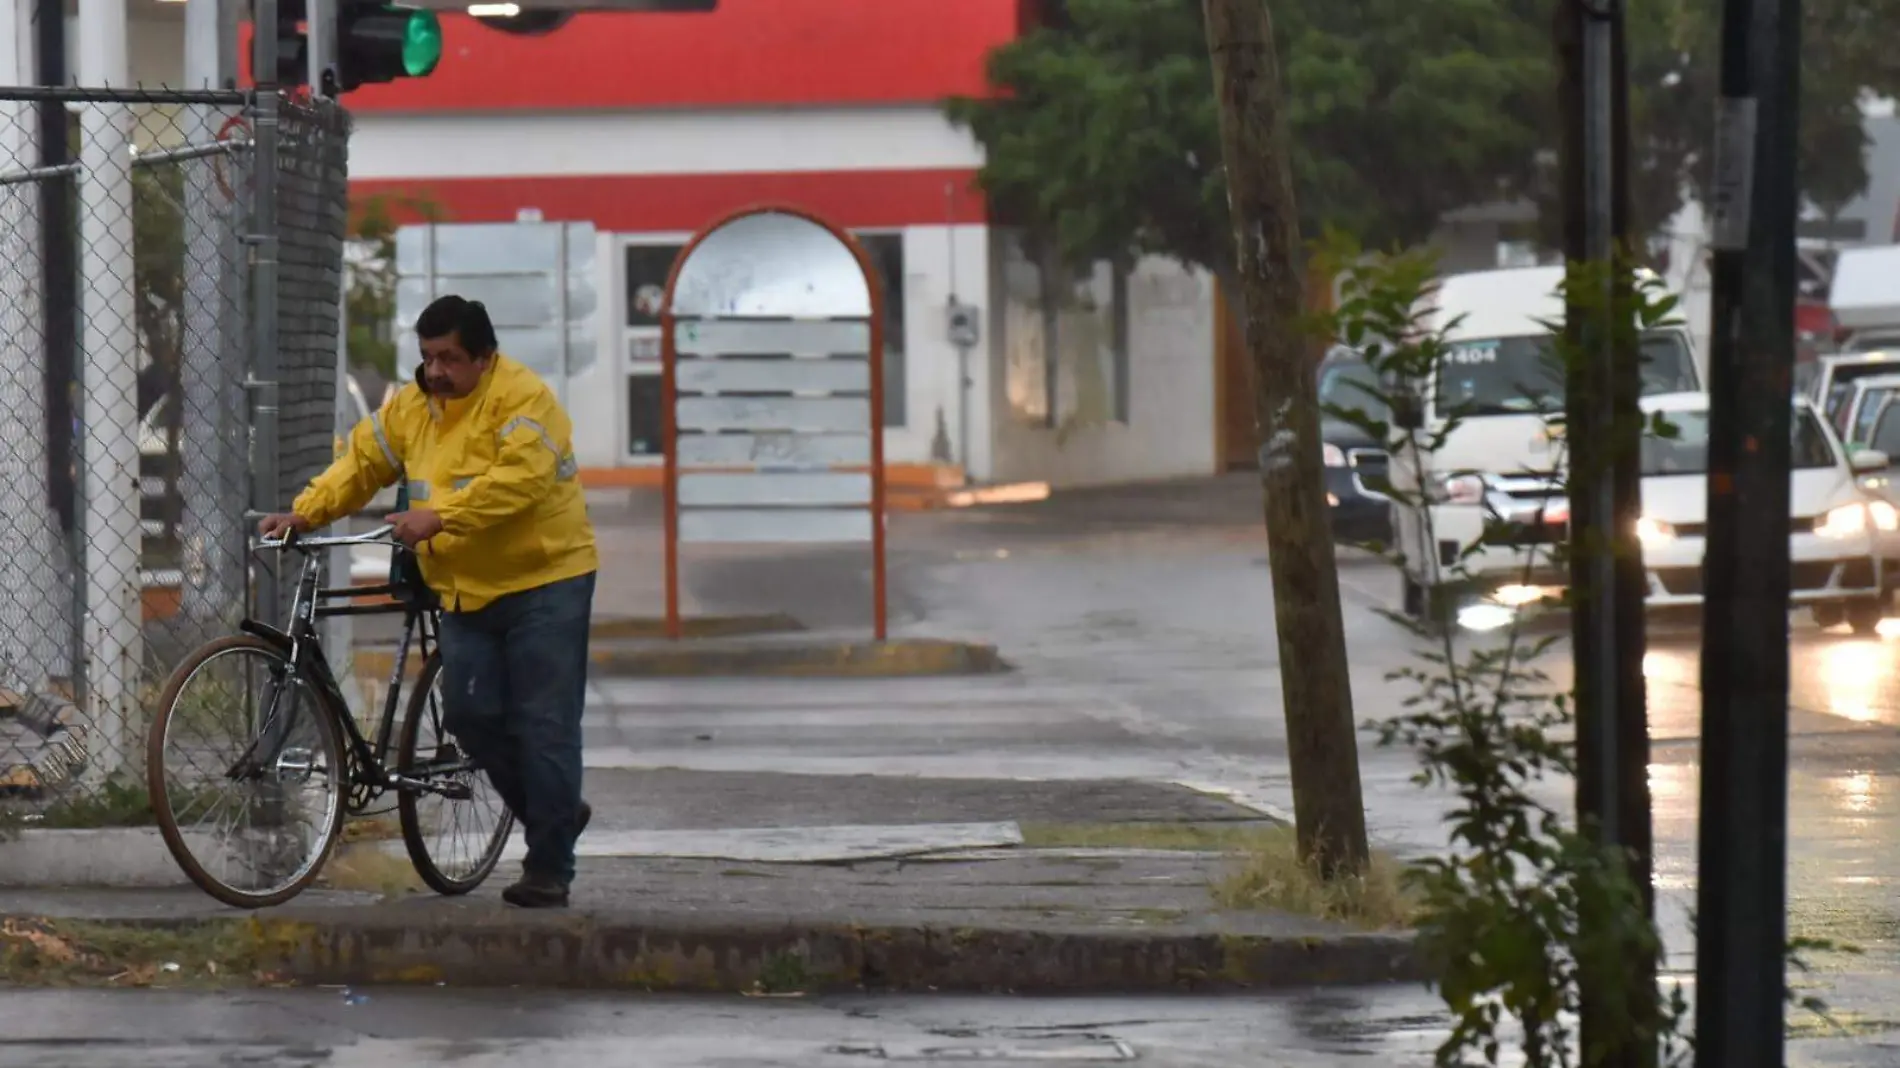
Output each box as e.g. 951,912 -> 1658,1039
0,85 -> 349,817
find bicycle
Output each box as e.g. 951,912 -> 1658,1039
146,524 -> 515,909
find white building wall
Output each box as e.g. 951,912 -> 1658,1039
897,224 -> 992,477
348,107 -> 985,181
988,247 -> 1218,488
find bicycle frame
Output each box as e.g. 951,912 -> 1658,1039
233,527 -> 464,803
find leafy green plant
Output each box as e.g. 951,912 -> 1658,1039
1313,236 -> 1840,1065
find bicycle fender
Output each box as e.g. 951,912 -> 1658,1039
238,620 -> 293,652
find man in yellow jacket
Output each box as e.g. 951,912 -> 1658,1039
258,296 -> 598,908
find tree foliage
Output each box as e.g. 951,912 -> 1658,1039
948,0 -> 1548,270
949,0 -> 1900,270
1619,0 -> 1900,234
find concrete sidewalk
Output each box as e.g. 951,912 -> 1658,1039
0,771 -> 1422,994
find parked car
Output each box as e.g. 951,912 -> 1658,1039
1314,346 -> 1393,546
1836,372 -> 1900,451
1636,391 -> 1896,633
1809,350 -> 1900,433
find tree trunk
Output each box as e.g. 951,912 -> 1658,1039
1202,0 -> 1369,877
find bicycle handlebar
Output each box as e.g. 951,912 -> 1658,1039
255,524 -> 399,552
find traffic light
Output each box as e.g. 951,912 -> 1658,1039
335,0 -> 444,91
263,0 -> 442,92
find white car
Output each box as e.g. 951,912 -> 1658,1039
1636,391 -> 1897,633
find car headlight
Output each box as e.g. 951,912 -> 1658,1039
1871,500 -> 1899,532
1635,517 -> 1675,548
1816,503 -> 1869,539
1322,443 -> 1347,468
1439,474 -> 1486,505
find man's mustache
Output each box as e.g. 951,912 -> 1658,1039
414,364 -> 452,395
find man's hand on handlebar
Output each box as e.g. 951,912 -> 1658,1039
257,513 -> 312,540
386,508 -> 445,550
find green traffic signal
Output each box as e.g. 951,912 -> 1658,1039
400,8 -> 441,77
334,1 -> 444,90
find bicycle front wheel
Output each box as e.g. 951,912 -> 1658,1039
146,635 -> 349,909
397,653 -> 515,895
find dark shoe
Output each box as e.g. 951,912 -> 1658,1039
501,873 -> 570,909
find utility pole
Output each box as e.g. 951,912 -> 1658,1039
1202,0 -> 1368,877
1694,0 -> 1799,1062
1557,1 -> 1655,1063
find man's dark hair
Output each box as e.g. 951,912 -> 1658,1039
415,295 -> 499,358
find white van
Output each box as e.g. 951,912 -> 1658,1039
1828,245 -> 1900,353
1388,265 -> 1706,620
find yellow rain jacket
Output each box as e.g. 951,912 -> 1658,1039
292,354 -> 598,612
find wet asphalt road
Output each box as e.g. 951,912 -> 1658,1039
6,986 -> 1897,1066
0,987 -> 1452,1067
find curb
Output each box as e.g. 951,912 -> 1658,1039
351,638 -> 1010,681
351,612 -> 805,675
585,639 -> 1011,678
13,912 -> 1428,993
0,829 -> 185,888
589,613 -> 805,640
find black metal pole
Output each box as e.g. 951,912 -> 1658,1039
36,0 -> 76,535
1694,0 -> 1799,1061
1559,1 -> 1656,1061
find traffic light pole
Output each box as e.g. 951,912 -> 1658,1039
249,0 -> 284,625
307,0 -> 339,96
1693,0 -> 1800,1062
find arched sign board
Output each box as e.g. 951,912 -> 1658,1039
660,206 -> 889,640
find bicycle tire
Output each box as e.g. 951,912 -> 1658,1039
396,653 -> 515,895
146,634 -> 349,909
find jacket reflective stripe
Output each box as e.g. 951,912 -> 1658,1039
500,415 -> 580,481
406,480 -> 432,501
371,414 -> 403,476
453,476 -> 474,490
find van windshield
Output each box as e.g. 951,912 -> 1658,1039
1435,331 -> 1699,417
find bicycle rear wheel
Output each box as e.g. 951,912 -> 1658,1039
146,635 -> 349,909
397,653 -> 514,895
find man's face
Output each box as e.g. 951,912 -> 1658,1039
418,332 -> 489,399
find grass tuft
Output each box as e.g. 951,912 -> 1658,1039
317,840 -> 424,899
0,918 -> 274,987
1017,820 -> 1418,930
1210,825 -> 1418,930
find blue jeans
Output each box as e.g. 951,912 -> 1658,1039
437,571 -> 596,885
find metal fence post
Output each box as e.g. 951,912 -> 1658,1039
76,0 -> 145,782
249,0 -> 283,628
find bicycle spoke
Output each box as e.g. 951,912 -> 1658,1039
402,662 -> 512,890
154,643 -> 344,902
